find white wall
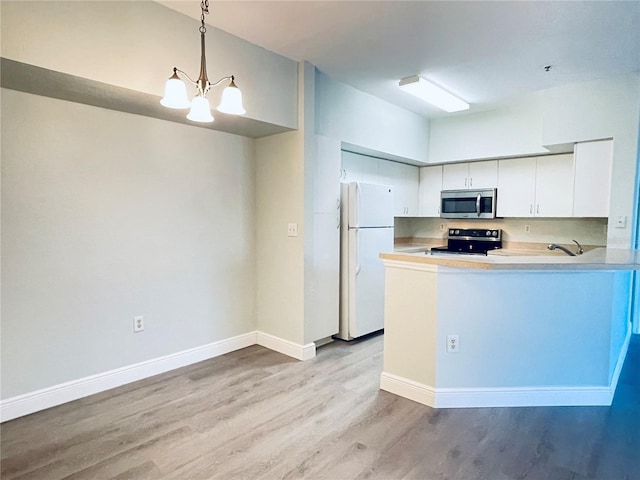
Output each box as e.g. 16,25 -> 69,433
541,74 -> 640,248
428,93 -> 548,163
1,89 -> 256,399
0,0 -> 298,129
314,70 -> 430,163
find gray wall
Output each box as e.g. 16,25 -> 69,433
1,89 -> 256,399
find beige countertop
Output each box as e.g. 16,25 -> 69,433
381,247 -> 640,271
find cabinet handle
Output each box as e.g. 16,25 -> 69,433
336,198 -> 341,210
537,204 -> 540,214
337,215 -> 340,228
465,177 -> 468,187
530,204 -> 533,214
469,177 -> 473,187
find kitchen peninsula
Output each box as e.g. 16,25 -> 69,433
379,248 -> 640,408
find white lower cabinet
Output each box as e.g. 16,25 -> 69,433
419,165 -> 443,217
497,154 -> 574,218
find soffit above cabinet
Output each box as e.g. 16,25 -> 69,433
0,58 -> 293,139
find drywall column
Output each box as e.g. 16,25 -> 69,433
255,62 -> 307,348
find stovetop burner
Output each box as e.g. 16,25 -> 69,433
429,228 -> 502,256
430,246 -> 488,256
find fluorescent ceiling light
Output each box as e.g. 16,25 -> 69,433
399,75 -> 469,113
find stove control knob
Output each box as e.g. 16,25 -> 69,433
493,230 -> 498,237
449,229 -> 455,235
454,229 -> 460,235
486,230 -> 491,237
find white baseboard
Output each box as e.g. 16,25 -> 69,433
1,330 -> 315,422
256,331 -> 316,361
609,326 -> 632,393
380,371 -> 616,409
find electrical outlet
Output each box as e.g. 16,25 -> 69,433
287,223 -> 298,237
134,315 -> 144,333
447,335 -> 459,353
524,224 -> 531,233
614,216 -> 627,229
440,223 -> 445,232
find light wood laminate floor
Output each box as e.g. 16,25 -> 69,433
2,334 -> 639,480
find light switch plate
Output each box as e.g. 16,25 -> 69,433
287,223 -> 298,237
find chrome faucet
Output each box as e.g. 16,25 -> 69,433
548,239 -> 584,256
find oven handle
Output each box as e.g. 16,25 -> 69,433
476,193 -> 481,217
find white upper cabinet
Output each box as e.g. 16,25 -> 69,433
419,165 -> 443,217
404,164 -> 420,216
497,157 -> 537,217
362,157 -> 381,184
573,140 -> 613,218
341,152 -> 418,217
341,150 -> 364,183
497,154 -> 574,218
442,161 -> 498,190
341,150 -> 380,184
534,154 -> 574,217
442,163 -> 469,190
468,161 -> 498,189
379,160 -> 419,217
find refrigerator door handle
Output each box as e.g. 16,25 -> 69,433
355,229 -> 361,275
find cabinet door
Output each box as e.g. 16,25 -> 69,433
315,135 -> 342,214
497,158 -> 536,217
361,157 -> 380,184
402,163 -> 420,216
419,165 -> 443,217
469,160 -> 498,189
379,160 -> 406,216
341,151 -> 364,183
442,163 -> 469,190
573,140 -> 612,218
535,154 -> 574,218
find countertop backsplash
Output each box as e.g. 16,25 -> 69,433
394,217 -> 608,248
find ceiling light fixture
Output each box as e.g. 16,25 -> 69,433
398,75 -> 469,113
160,0 -> 246,123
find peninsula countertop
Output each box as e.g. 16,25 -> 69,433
381,247 -> 640,271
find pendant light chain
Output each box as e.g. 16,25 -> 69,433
200,0 -> 209,34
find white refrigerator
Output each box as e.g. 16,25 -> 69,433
337,182 -> 394,340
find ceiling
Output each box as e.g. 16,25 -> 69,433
158,1 -> 640,119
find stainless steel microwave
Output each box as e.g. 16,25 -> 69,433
440,188 -> 497,219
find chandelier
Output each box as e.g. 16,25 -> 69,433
160,0 -> 246,123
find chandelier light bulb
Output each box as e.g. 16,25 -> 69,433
217,80 -> 246,115
160,72 -> 191,109
186,95 -> 214,123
